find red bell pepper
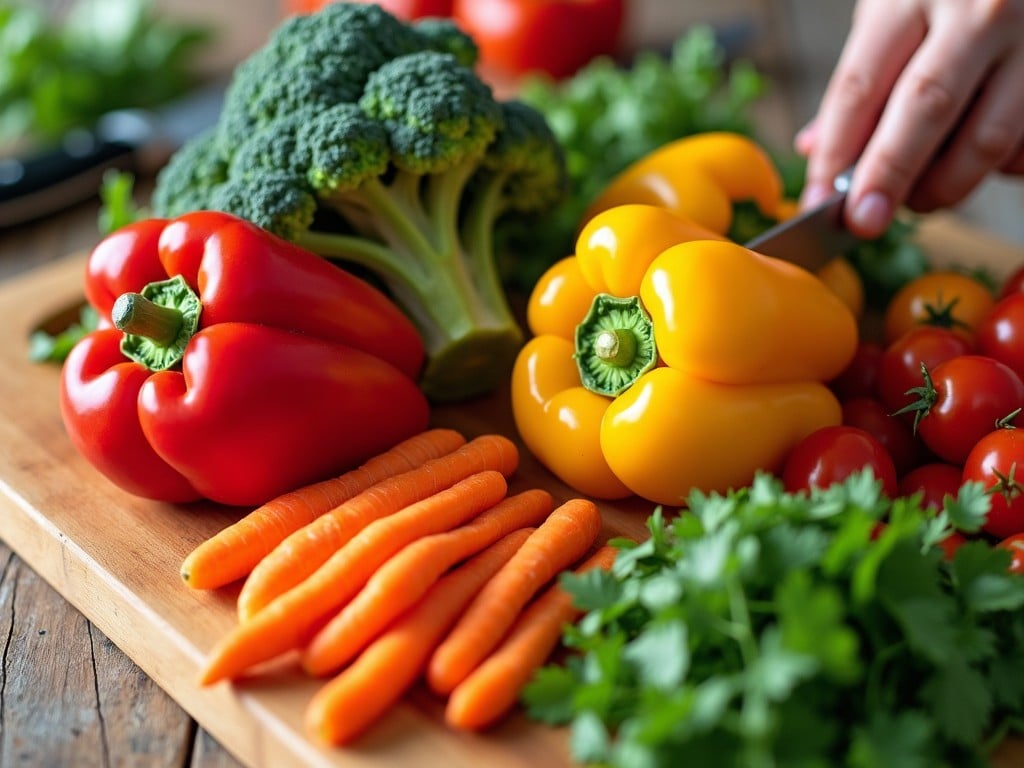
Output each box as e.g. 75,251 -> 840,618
61,211 -> 430,506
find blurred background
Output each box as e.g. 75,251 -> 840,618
7,0 -> 1023,244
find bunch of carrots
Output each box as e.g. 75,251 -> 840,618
180,427 -> 618,745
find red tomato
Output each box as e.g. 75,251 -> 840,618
284,0 -> 452,18
876,326 -> 974,415
963,428 -> 1024,539
828,340 -> 884,402
999,264 -> 1024,299
452,0 -> 626,80
782,425 -> 898,497
896,462 -> 968,560
883,270 -> 995,346
897,462 -> 963,511
841,396 -> 927,476
997,532 -> 1024,573
911,355 -> 1024,465
976,292 -> 1024,381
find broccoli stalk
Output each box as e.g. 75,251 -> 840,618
152,3 -> 567,402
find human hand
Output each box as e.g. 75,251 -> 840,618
796,0 -> 1024,239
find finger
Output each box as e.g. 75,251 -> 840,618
908,48 -> 1024,211
794,118 -> 818,157
801,1 -> 925,208
844,16 -> 1003,236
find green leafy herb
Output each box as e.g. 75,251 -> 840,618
523,471 -> 1024,767
0,0 -> 214,152
97,169 -> 147,235
28,304 -> 98,364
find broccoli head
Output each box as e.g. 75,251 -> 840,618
152,2 -> 566,402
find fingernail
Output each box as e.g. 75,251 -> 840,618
849,191 -> 892,236
800,182 -> 831,210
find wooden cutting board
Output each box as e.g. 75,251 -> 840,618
1,214 -> 1022,768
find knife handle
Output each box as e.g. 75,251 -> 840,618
0,132 -> 137,228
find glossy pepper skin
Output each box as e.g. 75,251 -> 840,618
61,211 -> 429,506
583,132 -> 784,232
512,196 -> 857,506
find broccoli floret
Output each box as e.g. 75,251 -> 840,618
151,127 -> 228,216
152,2 -> 568,402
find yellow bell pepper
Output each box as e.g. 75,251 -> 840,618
583,132 -> 784,232
512,200 -> 858,506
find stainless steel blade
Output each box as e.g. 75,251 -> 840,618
744,169 -> 857,271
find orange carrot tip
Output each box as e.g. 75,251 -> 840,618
444,545 -> 618,731
179,428 -> 466,590
426,497 -> 603,696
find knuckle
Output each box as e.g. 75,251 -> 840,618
906,71 -> 958,122
972,123 -> 1017,163
831,68 -> 877,112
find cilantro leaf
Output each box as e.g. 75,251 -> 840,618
952,542 -> 1024,613
922,659 -> 993,746
848,710 -> 935,768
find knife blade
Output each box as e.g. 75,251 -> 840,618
743,168 -> 857,271
0,79 -> 226,229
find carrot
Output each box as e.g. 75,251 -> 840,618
304,528 -> 534,747
301,488 -> 555,677
179,429 -> 466,589
199,470 -> 509,685
425,497 -> 603,696
236,433 -> 519,620
445,545 -> 619,731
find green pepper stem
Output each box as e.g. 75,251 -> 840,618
594,328 -> 638,367
113,293 -> 183,346
575,294 -> 658,397
115,274 -> 202,372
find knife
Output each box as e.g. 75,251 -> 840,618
744,168 -> 857,271
0,80 -> 226,229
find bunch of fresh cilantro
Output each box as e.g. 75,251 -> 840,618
525,471 -> 1024,768
0,0 -> 213,153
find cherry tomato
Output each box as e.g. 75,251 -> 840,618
883,271 -> 995,346
976,292 -> 1024,381
284,0 -> 452,18
963,428 -> 1024,540
452,0 -> 626,80
896,462 -> 968,560
876,326 -> 973,415
782,425 -> 898,497
999,264 -> 1024,299
997,532 -> 1024,573
909,355 -> 1024,465
897,462 -> 963,512
828,340 -> 884,402
841,396 -> 927,476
